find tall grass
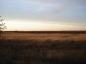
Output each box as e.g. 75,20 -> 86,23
0,39 -> 86,64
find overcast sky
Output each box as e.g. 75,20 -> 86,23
0,0 -> 86,31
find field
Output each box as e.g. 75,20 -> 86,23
0,31 -> 86,64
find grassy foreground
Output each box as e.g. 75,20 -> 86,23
0,39 -> 86,64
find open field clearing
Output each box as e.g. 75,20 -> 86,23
0,32 -> 86,64
1,32 -> 86,41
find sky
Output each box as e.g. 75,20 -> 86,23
0,0 -> 86,31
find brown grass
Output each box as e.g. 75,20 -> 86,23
1,32 -> 86,41
0,31 -> 86,64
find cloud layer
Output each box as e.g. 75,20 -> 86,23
0,0 -> 86,24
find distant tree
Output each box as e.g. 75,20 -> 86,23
0,16 -> 6,39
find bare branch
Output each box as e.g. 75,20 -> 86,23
0,16 -> 6,39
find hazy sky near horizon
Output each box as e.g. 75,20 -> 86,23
0,0 -> 86,31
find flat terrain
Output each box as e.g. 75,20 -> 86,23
2,31 -> 86,41
0,31 -> 86,64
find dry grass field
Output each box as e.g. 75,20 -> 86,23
0,31 -> 86,64
2,31 -> 86,41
